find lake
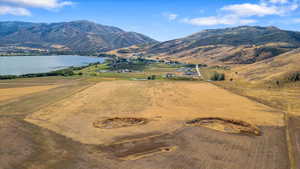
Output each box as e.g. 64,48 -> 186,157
0,55 -> 105,75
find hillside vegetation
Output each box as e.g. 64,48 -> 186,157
0,20 -> 157,53
232,48 -> 300,83
106,26 -> 300,65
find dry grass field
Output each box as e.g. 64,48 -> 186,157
0,77 -> 294,169
25,80 -> 283,144
212,78 -> 300,169
0,85 -> 59,102
214,80 -> 300,116
229,48 -> 300,83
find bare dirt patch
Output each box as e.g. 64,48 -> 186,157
288,115 -> 300,169
186,117 -> 261,136
100,133 -> 177,161
1,116 -> 290,169
0,118 -> 35,169
97,126 -> 289,168
119,146 -> 177,160
93,117 -> 148,129
0,117 -> 113,169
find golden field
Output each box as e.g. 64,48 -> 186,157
25,80 -> 283,144
0,76 -> 296,169
0,85 -> 59,102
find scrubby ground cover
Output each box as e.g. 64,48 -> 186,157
76,59 -> 198,81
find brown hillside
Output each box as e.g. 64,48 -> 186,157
233,48 -> 300,82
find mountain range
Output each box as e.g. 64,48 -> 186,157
1,21 -> 300,82
108,26 -> 300,65
103,25 -> 300,83
0,20 -> 157,53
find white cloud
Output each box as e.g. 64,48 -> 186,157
163,13 -> 178,21
269,0 -> 288,4
222,3 -> 280,17
182,0 -> 299,26
224,0 -> 299,17
0,0 -> 73,8
183,15 -> 256,26
0,0 -> 74,16
168,14 -> 178,20
0,5 -> 31,16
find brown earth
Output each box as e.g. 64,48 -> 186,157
93,117 -> 149,129
288,115 -> 300,169
0,116 -> 290,169
0,77 -> 292,169
212,80 -> 300,169
186,117 -> 261,136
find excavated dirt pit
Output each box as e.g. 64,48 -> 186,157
118,146 -> 177,161
186,117 -> 261,136
93,117 -> 149,129
99,133 -> 177,161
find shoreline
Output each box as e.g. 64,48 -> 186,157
0,55 -> 106,77
0,61 -> 104,80
0,54 -> 99,57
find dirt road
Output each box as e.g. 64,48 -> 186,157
196,64 -> 202,77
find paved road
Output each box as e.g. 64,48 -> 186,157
196,64 -> 202,77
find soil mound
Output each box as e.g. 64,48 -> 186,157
186,117 -> 261,136
93,117 -> 148,129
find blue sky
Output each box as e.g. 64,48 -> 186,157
0,0 -> 300,41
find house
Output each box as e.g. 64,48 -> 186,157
96,70 -> 109,73
184,71 -> 197,76
176,67 -> 193,72
117,69 -> 131,73
164,73 -> 176,78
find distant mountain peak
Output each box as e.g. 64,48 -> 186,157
200,25 -> 281,33
0,20 -> 157,52
119,25 -> 300,65
266,26 -> 280,30
71,20 -> 94,23
183,25 -> 300,46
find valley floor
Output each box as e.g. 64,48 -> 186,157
0,76 -> 298,169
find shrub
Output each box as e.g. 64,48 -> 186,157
287,72 -> 300,82
0,68 -> 76,80
98,53 -> 117,58
168,76 -> 197,81
0,75 -> 18,80
148,75 -> 156,80
210,72 -> 225,81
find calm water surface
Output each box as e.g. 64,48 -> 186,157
0,55 -> 105,75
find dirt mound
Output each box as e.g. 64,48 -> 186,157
93,117 -> 148,129
99,132 -> 177,161
186,117 -> 261,136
